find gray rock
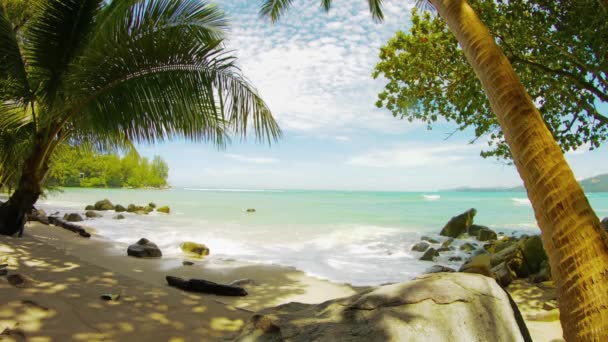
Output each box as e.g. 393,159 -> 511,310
63,213 -> 84,222
441,238 -> 454,249
157,206 -> 170,214
94,199 -> 114,211
421,236 -> 439,244
411,242 -> 430,252
113,214 -> 126,220
127,238 -> 162,258
235,273 -> 528,342
425,265 -> 456,274
491,261 -> 516,287
439,208 -> 477,238
148,202 -> 157,209
114,204 -> 127,212
85,205 -> 95,211
183,261 -> 194,266
467,224 -> 488,237
85,211 -> 102,218
459,242 -> 477,253
420,248 -> 439,261
449,256 -> 463,262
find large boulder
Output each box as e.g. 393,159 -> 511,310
85,205 -> 95,211
439,208 -> 477,238
411,242 -> 430,252
180,242 -> 210,257
477,228 -> 498,242
63,213 -> 84,222
157,206 -> 170,214
467,224 -> 488,237
114,204 -> 127,212
127,238 -> 162,258
235,273 -> 529,341
520,235 -> 547,274
94,199 -> 114,211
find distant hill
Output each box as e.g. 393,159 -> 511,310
445,173 -> 608,192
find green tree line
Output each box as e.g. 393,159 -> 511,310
46,147 -> 169,189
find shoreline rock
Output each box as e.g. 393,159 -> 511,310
127,238 -> 162,258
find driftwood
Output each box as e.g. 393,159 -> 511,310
48,217 -> 91,238
166,276 -> 248,296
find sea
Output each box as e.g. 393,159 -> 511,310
34,188 -> 608,286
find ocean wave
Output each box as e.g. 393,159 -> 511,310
422,194 -> 440,201
511,197 -> 531,206
183,188 -> 284,193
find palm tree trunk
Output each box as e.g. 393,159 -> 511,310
0,144 -> 46,236
430,0 -> 608,340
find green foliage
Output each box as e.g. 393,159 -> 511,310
374,1 -> 608,159
259,0 -> 384,23
46,146 -> 169,188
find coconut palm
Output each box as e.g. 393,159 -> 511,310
0,0 -> 281,236
260,0 -> 608,340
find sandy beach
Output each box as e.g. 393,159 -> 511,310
1,223 -> 563,341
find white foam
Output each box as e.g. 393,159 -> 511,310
423,194 -> 441,201
183,188 -> 284,193
511,197 -> 531,206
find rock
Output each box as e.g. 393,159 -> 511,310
148,202 -> 157,209
85,211 -> 102,218
180,242 -> 210,257
602,217 -> 608,232
7,274 -> 28,288
166,276 -> 247,296
441,238 -> 454,249
421,236 -> 439,244
246,208 -> 256,213
521,235 -> 547,274
134,210 -> 148,215
449,256 -> 463,262
459,254 -> 493,277
94,199 -> 114,211
467,224 -> 488,237
425,265 -> 456,274
127,204 -> 141,212
495,239 -> 516,253
182,261 -> 194,266
85,205 -> 95,210
114,204 -> 126,212
477,228 -> 498,242
157,206 -> 170,214
63,213 -> 84,222
229,279 -> 258,287
235,273 -> 529,341
127,238 -> 162,258
144,206 -> 154,213
420,248 -> 439,261
411,242 -> 430,252
459,242 -> 477,253
439,208 -> 477,238
113,214 -> 126,220
530,260 -> 552,283
437,247 -> 451,252
542,302 -> 557,311
36,209 -> 46,217
491,261 -> 517,287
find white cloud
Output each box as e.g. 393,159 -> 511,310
226,154 -> 279,164
335,135 -> 351,142
348,143 -> 479,168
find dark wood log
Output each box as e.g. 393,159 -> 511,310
48,217 -> 90,238
166,276 -> 248,296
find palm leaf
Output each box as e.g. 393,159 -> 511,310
259,0 -> 294,23
0,3 -> 30,102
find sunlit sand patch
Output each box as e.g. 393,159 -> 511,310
210,317 -> 244,332
72,332 -> 112,341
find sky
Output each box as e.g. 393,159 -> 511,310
137,0 -> 607,191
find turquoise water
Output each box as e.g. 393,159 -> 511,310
37,188 -> 608,285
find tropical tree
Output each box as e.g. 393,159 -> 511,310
0,0 -> 281,236
260,0 -> 608,340
374,2 -> 607,160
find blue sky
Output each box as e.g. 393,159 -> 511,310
137,0 -> 607,191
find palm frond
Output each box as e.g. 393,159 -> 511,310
320,0 -> 332,12
367,0 -> 384,22
259,0 -> 294,23
415,0 -> 436,12
62,0 -> 279,146
0,3 -> 30,102
24,0 -> 103,105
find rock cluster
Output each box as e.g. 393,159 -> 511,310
82,199 -> 171,216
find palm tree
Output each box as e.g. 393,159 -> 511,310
0,0 -> 281,236
260,0 -> 608,340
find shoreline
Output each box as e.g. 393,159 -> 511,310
1,223 -> 564,341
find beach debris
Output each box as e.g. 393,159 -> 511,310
7,274 -> 27,288
420,248 -> 440,261
63,213 -> 84,222
411,242 -> 430,252
439,208 -> 476,238
228,278 -> 258,288
166,276 -> 247,296
180,242 -> 210,258
182,261 -> 194,266
94,199 -> 115,211
245,208 -> 256,213
113,214 -> 126,220
127,238 -> 162,258
100,293 -> 121,301
156,206 -> 170,214
114,204 -> 127,212
421,236 -> 439,244
85,211 -> 102,218
424,265 -> 456,274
